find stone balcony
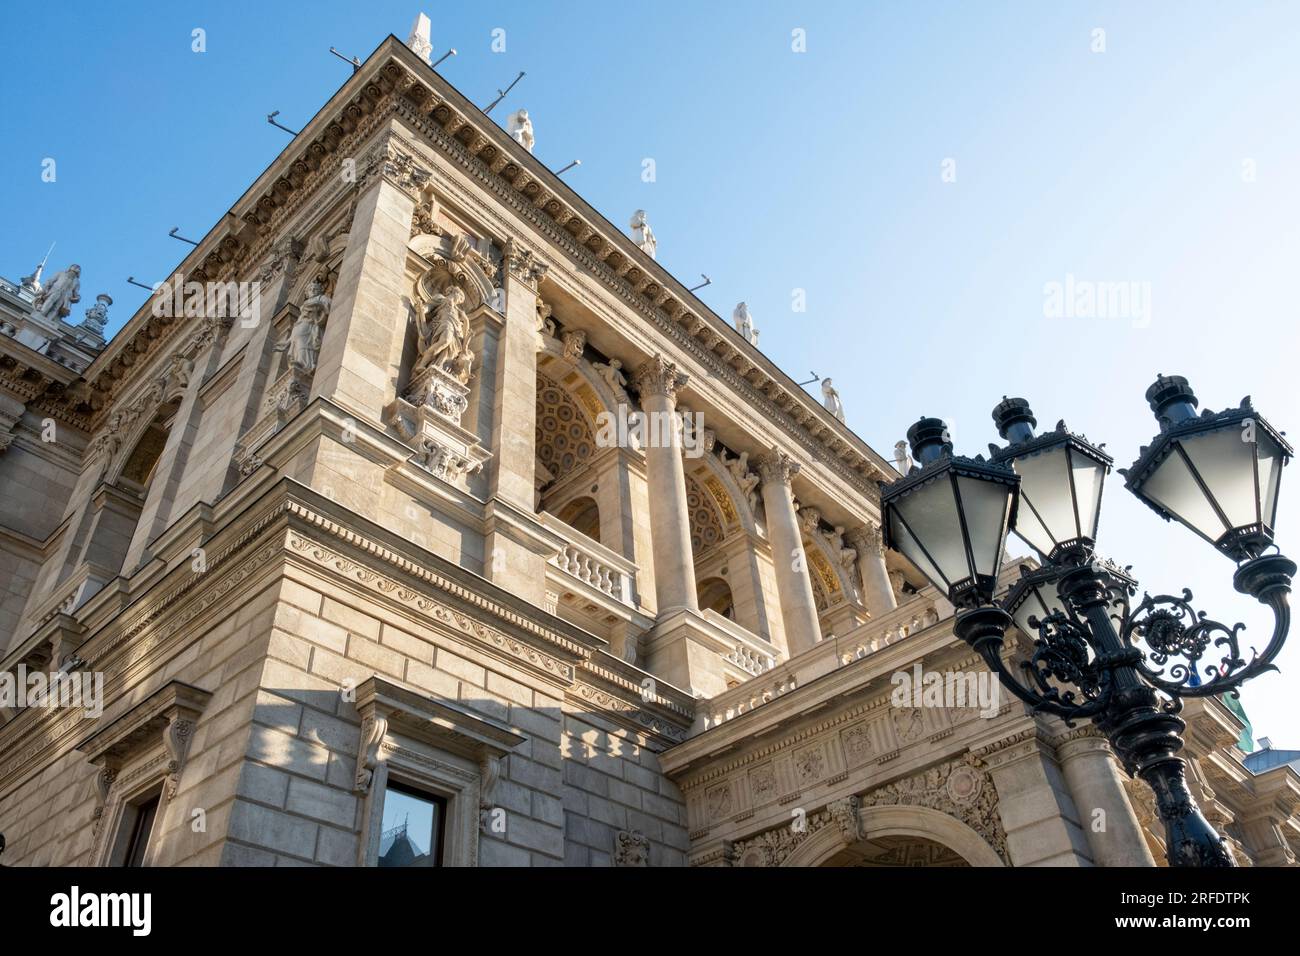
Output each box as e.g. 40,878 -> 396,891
540,512 -> 648,644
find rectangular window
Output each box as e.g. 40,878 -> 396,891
377,782 -> 446,868
122,793 -> 161,868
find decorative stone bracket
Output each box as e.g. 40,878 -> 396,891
75,681 -> 211,864
351,676 -> 527,866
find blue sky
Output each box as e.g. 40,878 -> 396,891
3,2 -> 1298,745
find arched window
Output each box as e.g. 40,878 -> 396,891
697,576 -> 735,620
554,496 -> 600,542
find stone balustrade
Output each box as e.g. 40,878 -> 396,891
540,513 -> 638,609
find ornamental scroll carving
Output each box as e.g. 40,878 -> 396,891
729,756 -> 1007,866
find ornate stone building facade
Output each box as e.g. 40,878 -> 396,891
0,35 -> 1296,867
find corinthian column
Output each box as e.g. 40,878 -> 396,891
632,355 -> 698,615
847,524 -> 897,618
756,448 -> 821,656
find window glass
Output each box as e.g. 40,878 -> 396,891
378,783 -> 445,867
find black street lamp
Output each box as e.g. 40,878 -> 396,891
880,375 -> 1294,867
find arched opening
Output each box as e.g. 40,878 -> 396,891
821,835 -> 970,867
554,496 -> 600,542
696,576 -> 735,620
779,805 -> 1006,868
70,397 -> 180,583
534,371 -> 597,513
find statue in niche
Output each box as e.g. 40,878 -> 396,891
507,109 -> 535,152
33,264 -> 81,321
275,278 -> 331,373
724,449 -> 761,514
732,302 -> 759,346
821,378 -> 845,422
629,210 -> 657,259
415,282 -> 473,384
825,525 -> 857,570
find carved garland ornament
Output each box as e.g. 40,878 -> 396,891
730,756 -> 1008,867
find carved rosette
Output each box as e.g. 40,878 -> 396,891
631,354 -> 688,406
756,447 -> 800,486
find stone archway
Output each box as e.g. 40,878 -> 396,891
781,805 -> 1005,868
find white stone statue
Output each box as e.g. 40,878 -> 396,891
80,293 -> 111,335
826,526 -> 857,569
415,283 -> 473,383
893,440 -> 913,475
821,378 -> 845,423
593,358 -> 629,404
275,279 -> 331,373
507,109 -> 535,153
629,210 -> 656,259
32,264 -> 81,321
732,302 -> 758,345
724,449 -> 761,513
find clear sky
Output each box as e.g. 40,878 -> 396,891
3,2 -> 1298,746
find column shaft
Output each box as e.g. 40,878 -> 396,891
848,525 -> 898,617
757,449 -> 821,656
632,356 -> 697,615
1058,733 -> 1156,866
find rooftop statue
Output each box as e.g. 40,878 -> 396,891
629,210 -> 657,259
32,264 -> 80,321
732,302 -> 759,346
893,439 -> 913,474
507,109 -> 535,153
821,377 -> 845,423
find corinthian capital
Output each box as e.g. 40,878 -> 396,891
632,354 -> 688,403
756,447 -> 800,485
505,237 -> 548,287
846,523 -> 885,556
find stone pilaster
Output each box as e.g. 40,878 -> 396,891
756,448 -> 820,656
481,240 -> 549,604
632,354 -> 697,615
975,727 -> 1094,866
1056,727 -> 1156,866
309,135 -> 422,420
847,524 -> 897,618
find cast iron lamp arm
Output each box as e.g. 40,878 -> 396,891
1120,553 -> 1295,699
955,607 -> 1112,723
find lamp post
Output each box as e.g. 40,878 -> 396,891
879,376 -> 1293,867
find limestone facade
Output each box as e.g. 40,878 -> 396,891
0,37 -> 1296,867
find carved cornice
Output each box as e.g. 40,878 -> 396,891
0,478 -> 696,797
